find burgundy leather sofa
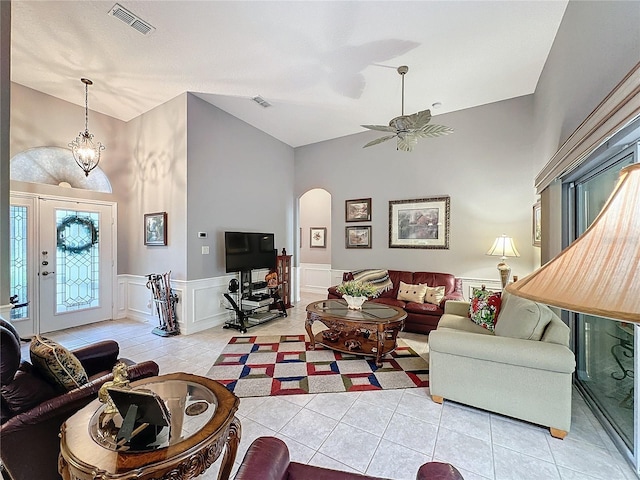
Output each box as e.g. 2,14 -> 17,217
234,436 -> 464,480
0,319 -> 160,480
328,270 -> 464,334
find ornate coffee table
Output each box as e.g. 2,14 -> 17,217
306,299 -> 406,366
59,372 -> 241,480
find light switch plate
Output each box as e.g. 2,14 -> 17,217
202,246 -> 210,255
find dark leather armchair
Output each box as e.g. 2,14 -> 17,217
234,436 -> 464,480
0,319 -> 160,480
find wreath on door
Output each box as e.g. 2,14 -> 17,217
57,215 -> 99,254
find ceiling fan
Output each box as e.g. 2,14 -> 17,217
362,66 -> 453,152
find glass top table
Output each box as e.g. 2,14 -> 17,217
305,299 -> 406,366
89,379 -> 218,452
307,299 -> 405,322
59,373 -> 241,480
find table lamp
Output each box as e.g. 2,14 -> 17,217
486,234 -> 520,289
506,163 -> 640,322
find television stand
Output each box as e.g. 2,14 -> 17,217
223,291 -> 286,333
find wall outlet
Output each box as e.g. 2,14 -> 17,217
202,246 -> 210,254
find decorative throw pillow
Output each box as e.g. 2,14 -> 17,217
397,281 -> 428,303
424,286 -> 446,305
469,286 -> 502,332
30,335 -> 89,391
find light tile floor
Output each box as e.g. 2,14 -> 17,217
34,293 -> 637,480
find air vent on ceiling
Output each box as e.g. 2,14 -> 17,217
108,4 -> 155,35
252,96 -> 272,108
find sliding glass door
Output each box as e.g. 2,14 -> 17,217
570,145 -> 636,454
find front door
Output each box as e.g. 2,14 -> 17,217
38,198 -> 115,333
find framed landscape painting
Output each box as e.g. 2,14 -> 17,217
346,226 -> 371,249
388,196 -> 450,249
345,198 -> 372,222
144,212 -> 167,246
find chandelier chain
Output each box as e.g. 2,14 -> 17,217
84,81 -> 89,132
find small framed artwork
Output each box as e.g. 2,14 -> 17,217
345,198 -> 372,222
310,227 -> 327,248
389,196 -> 450,249
345,226 -> 371,249
533,201 -> 542,247
144,212 -> 167,246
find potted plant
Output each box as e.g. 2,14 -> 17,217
336,280 -> 377,310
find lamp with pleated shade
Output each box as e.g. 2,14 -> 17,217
506,163 -> 640,322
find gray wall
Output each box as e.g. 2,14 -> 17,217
123,94 -> 188,279
295,95 -> 538,281
186,94 -> 295,280
533,0 -> 640,261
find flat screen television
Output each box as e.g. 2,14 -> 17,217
224,231 -> 276,273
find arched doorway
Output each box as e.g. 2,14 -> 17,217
298,188 -> 332,296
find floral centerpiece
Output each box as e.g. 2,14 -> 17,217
336,280 -> 377,310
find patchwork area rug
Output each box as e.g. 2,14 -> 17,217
206,334 -> 429,398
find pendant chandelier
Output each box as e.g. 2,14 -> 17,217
69,78 -> 105,176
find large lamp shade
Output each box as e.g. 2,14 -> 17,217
506,163 -> 640,322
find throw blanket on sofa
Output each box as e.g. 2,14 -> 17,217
351,269 -> 393,297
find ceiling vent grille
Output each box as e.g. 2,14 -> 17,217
108,4 -> 155,35
252,96 -> 272,108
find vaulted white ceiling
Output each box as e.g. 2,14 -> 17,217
11,1 -> 568,148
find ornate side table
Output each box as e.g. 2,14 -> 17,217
59,373 -> 241,480
306,299 -> 406,366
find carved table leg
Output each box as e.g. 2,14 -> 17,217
218,417 -> 242,480
375,325 -> 385,367
305,315 -> 316,350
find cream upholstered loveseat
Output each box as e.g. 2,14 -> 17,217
428,290 -> 576,439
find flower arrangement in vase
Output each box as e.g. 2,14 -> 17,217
336,280 -> 377,310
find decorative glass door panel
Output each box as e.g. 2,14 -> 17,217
55,209 -> 100,312
39,199 -> 114,333
10,205 -> 29,320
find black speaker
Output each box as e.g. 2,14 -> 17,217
228,278 -> 239,293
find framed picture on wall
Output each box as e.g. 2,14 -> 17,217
144,212 -> 167,246
388,196 -> 450,249
345,226 -> 371,249
345,198 -> 372,222
533,201 -> 542,246
310,227 -> 327,248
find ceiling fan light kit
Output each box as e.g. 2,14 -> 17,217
362,65 -> 453,152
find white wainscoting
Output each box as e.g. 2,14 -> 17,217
118,273 -> 239,335
459,277 -> 503,301
299,263 -> 333,294
330,269 -> 347,287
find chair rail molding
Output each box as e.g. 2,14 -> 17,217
118,274 -> 238,335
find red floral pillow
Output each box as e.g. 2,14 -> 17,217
469,287 -> 502,332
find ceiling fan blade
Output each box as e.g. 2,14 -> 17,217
362,124 -> 396,133
397,133 -> 418,152
363,134 -> 397,148
415,124 -> 454,138
413,109 -> 432,127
